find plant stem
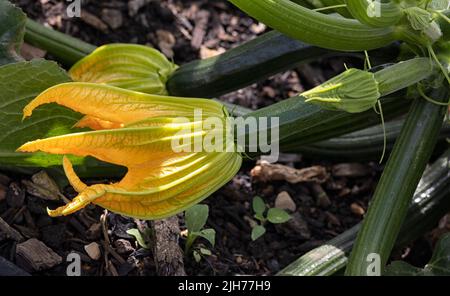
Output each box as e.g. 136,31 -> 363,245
345,86 -> 448,275
320,0 -> 352,17
229,0 -> 397,51
184,234 -> 196,254
244,95 -> 410,153
345,0 -> 403,28
374,58 -> 436,96
24,19 -> 96,66
277,148 -> 450,276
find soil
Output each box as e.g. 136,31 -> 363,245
1,0 -> 448,276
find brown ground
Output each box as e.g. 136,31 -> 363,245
1,0 -> 447,276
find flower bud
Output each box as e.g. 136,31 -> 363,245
69,44 -> 178,95
301,68 -> 380,113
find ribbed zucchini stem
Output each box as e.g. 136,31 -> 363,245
345,86 -> 449,275
25,19 -> 96,66
277,148 -> 450,276
345,0 -> 403,28
229,0 -> 397,51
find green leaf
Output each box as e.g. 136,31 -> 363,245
199,247 -> 212,256
0,60 -> 76,164
252,196 -> 266,216
254,213 -> 265,222
385,233 -> 450,276
193,228 -> 216,247
0,0 -> 26,65
126,228 -> 150,250
193,250 -> 202,263
385,261 -> 424,276
251,225 -> 266,241
0,60 -> 123,178
185,204 -> 209,233
426,233 -> 450,275
267,208 -> 291,224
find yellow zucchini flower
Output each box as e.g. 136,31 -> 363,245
17,82 -> 242,220
69,44 -> 178,95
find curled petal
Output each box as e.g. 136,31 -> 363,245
95,152 -> 243,219
47,183 -> 110,217
62,156 -> 87,193
47,152 -> 242,219
17,125 -> 205,166
22,82 -> 225,125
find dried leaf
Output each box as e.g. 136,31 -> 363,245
251,160 -> 328,183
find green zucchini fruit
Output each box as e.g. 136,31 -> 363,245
298,119 -> 450,161
278,148 -> 450,276
259,95 -> 411,152
166,30 -> 332,97
24,19 -> 401,100
345,86 -> 449,275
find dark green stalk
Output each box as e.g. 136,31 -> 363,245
245,57 -> 437,152
166,30 -> 332,97
297,120 -> 450,161
25,19 -> 96,66
245,95 -> 409,153
345,86 -> 448,275
374,58 -> 435,96
278,148 -> 450,276
229,0 -> 398,51
345,0 -> 403,28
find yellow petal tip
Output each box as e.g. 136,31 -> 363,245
16,142 -> 32,153
47,206 -> 63,217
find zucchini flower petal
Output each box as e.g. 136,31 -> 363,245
69,44 -> 178,95
18,83 -> 242,219
301,68 -> 380,113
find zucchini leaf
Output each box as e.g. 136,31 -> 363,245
385,233 -> 450,276
0,59 -> 123,177
0,0 -> 26,65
